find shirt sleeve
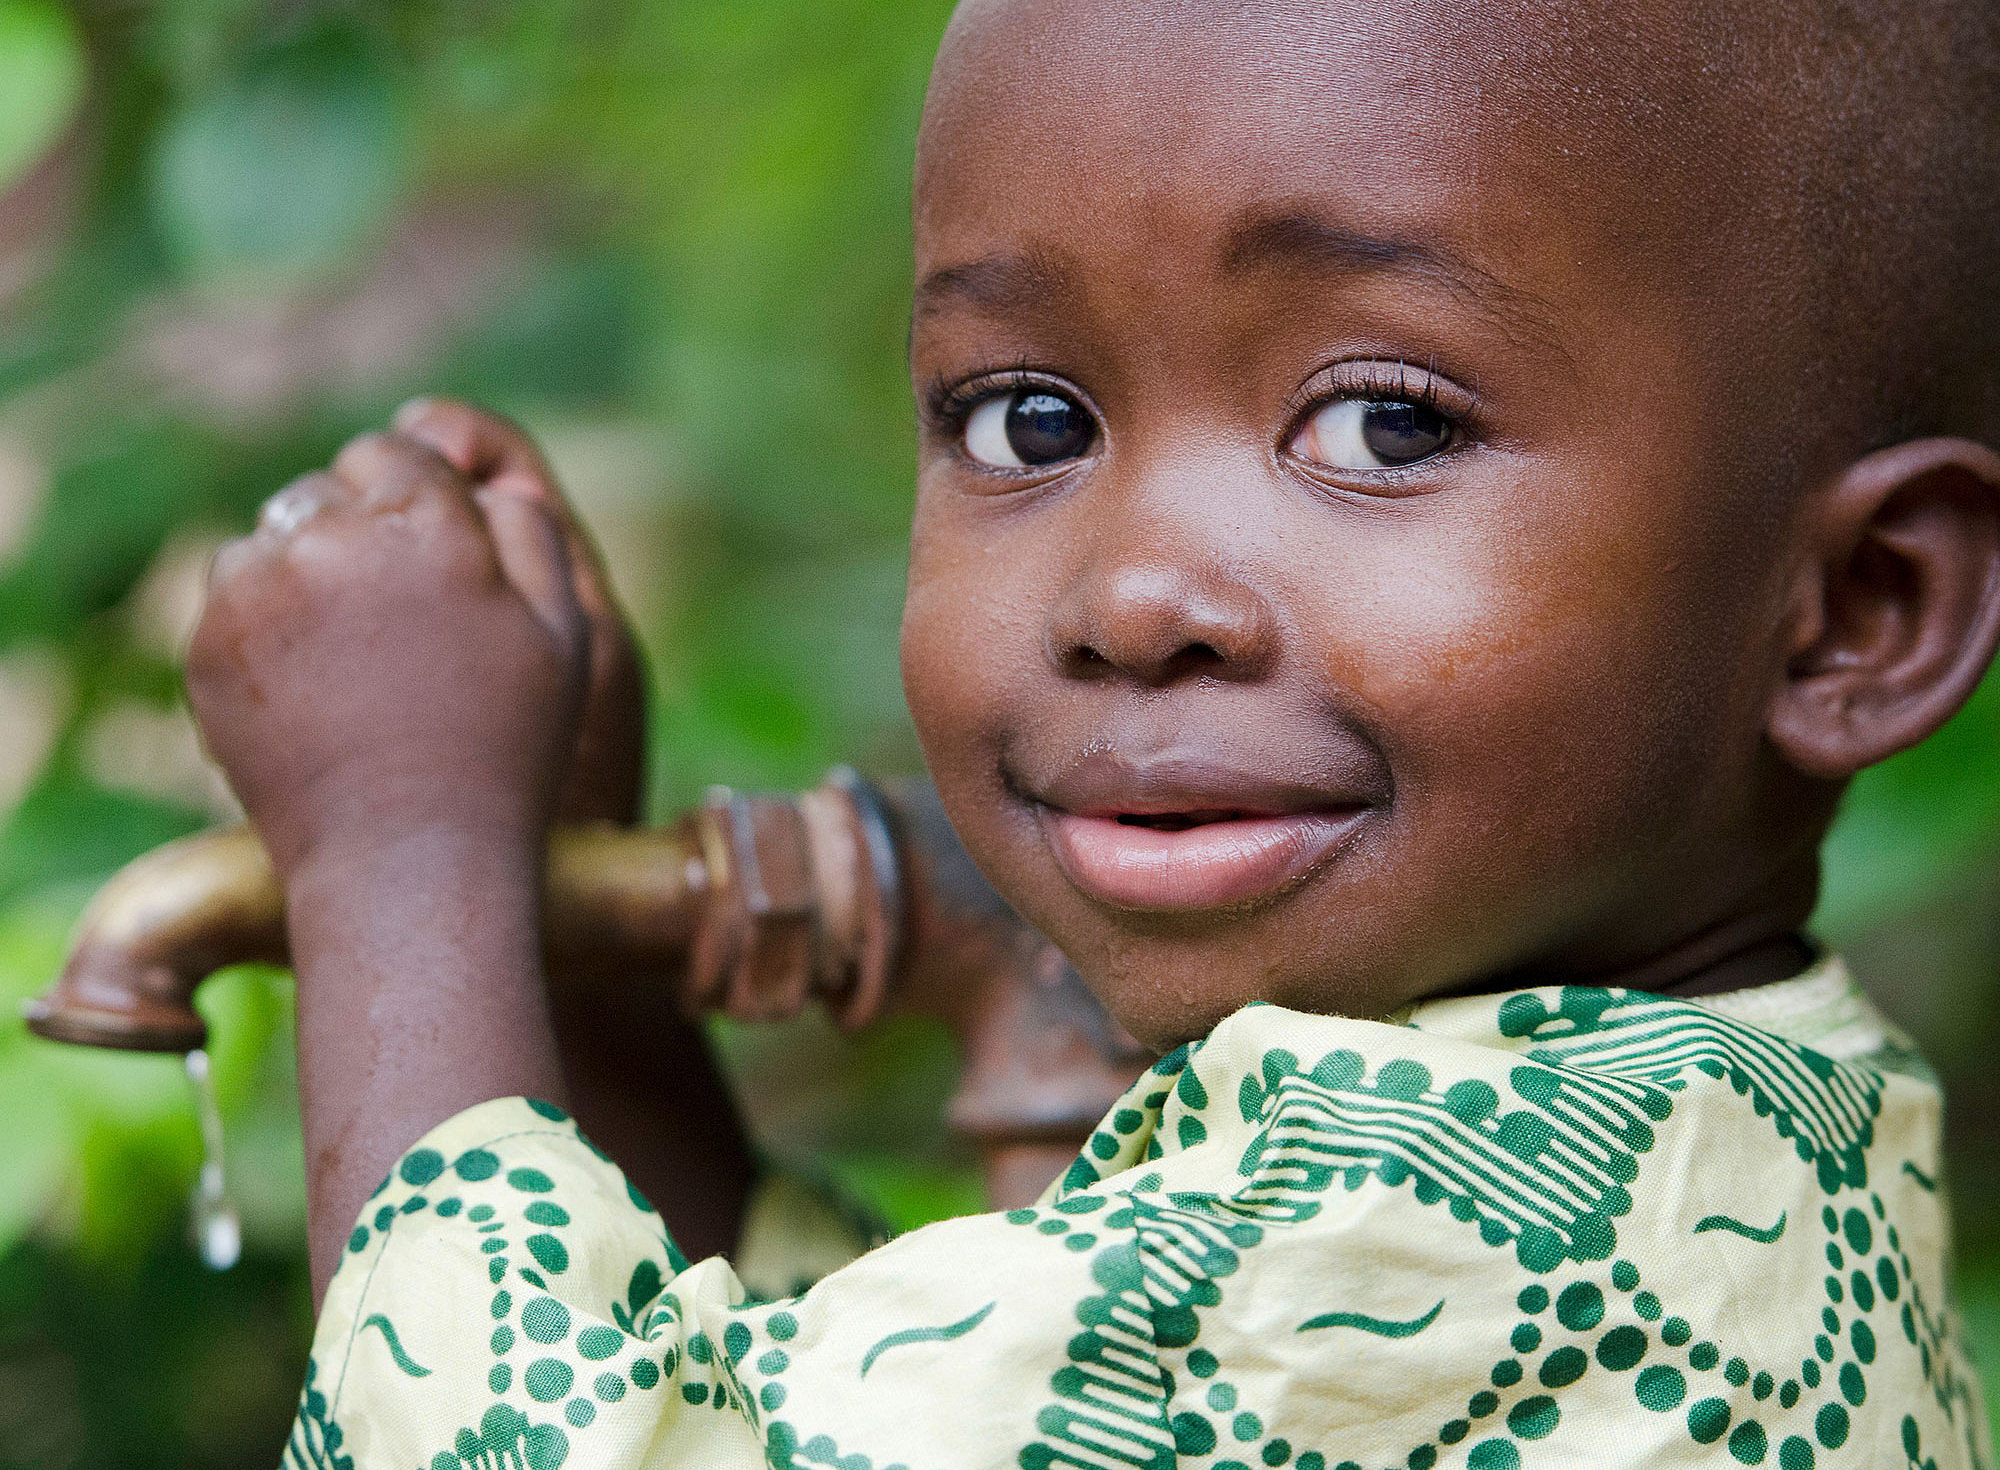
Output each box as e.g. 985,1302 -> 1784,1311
284,1096 -> 1145,1470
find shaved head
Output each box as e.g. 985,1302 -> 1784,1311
921,0 -> 2000,483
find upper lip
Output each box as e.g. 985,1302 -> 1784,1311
1024,746 -> 1386,819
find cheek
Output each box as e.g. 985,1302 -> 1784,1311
1321,481 -> 1760,859
900,492 -> 1043,768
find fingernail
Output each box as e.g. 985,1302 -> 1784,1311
392,396 -> 436,429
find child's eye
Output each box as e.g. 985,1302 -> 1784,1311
1292,398 -> 1455,472
963,390 -> 1097,469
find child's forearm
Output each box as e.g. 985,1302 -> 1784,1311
288,818 -> 564,1305
547,981 -> 756,1262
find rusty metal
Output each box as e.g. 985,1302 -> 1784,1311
23,771 -> 1147,1207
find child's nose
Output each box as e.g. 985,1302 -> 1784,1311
1048,559 -> 1278,687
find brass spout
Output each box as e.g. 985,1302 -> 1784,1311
24,769 -> 906,1054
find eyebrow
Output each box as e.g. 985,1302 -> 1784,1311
1221,208 -> 1566,355
914,248 -> 1072,318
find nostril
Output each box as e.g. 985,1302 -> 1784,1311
1184,641 -> 1222,663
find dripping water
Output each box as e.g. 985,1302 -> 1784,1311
185,1049 -> 241,1271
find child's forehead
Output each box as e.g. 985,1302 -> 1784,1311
916,0 -> 1746,313
913,0 -> 1755,386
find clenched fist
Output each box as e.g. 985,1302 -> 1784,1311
188,400 -> 642,881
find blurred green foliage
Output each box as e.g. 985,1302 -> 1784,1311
0,1 -> 1993,1465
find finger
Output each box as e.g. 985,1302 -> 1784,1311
475,486 -> 589,652
255,471 -> 351,538
207,531 -> 266,593
391,399 -> 622,615
330,431 -> 470,512
393,398 -> 558,505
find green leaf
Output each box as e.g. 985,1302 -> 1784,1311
148,24 -> 407,283
0,0 -> 85,197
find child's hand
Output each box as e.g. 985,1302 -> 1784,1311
188,426 -> 592,881
388,398 -> 648,827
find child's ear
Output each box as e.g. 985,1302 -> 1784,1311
1770,437 -> 2000,779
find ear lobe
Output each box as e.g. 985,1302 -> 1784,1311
1770,437 -> 2000,779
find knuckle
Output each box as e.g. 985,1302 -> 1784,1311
332,430 -> 396,473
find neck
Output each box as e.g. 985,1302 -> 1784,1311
1587,851 -> 1824,1000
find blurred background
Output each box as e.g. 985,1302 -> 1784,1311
0,1 -> 1992,1464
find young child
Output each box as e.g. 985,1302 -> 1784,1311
186,0 -> 2000,1464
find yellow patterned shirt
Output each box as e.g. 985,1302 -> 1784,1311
285,959 -> 1989,1469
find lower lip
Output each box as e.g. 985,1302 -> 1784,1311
1041,808 -> 1366,911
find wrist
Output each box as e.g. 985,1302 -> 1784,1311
284,817 -> 546,949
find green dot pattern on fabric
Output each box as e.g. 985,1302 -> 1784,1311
1596,1326 -> 1647,1371
1728,1420 -> 1767,1464
525,1359 -> 574,1403
347,1226 -> 368,1254
1852,1320 -> 1876,1363
1172,1411 -> 1217,1455
1539,1346 -> 1586,1387
526,1099 -> 569,1122
521,1298 -> 570,1345
1556,1282 -> 1605,1331
488,1363 -> 510,1394
1636,1364 -> 1686,1410
400,1150 -> 445,1187
1689,1398 -> 1732,1444
454,1149 -> 499,1182
285,992 -> 1976,1470
1506,1395 -> 1559,1439
723,1322 -> 752,1363
525,1234 -> 569,1274
1467,1441 -> 1520,1470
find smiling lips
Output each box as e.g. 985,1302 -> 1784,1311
1026,750 -> 1376,910
1043,806 -> 1367,910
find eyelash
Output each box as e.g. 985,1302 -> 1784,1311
1283,359 -> 1464,430
923,364 -> 1048,428
924,359 -> 1479,453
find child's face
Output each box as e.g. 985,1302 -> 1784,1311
901,0 -> 1831,1048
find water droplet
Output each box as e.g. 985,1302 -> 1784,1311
185,1050 -> 241,1271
